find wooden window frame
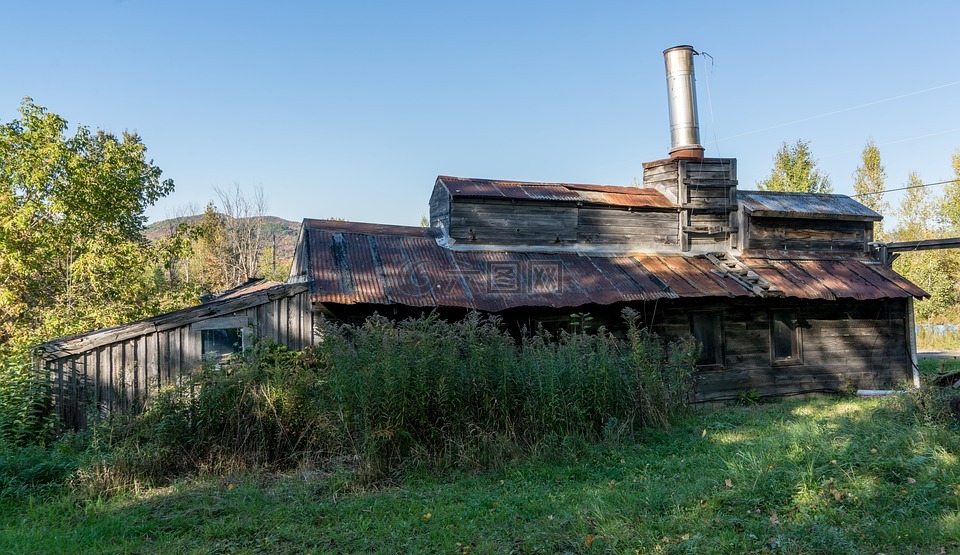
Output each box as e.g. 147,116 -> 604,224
193,316 -> 251,361
690,310 -> 725,370
770,309 -> 803,366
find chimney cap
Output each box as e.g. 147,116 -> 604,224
663,45 -> 697,55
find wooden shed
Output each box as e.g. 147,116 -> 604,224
290,155 -> 928,403
36,280 -> 315,429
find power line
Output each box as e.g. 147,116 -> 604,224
851,177 -> 960,198
725,80 -> 960,140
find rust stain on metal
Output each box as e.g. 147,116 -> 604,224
304,221 -> 926,311
743,255 -> 926,300
438,176 -> 676,209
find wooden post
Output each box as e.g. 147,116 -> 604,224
906,297 -> 920,388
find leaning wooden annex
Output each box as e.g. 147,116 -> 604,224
36,280 -> 315,429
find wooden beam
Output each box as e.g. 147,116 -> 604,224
885,237 -> 960,253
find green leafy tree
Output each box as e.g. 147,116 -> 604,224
891,171 -> 960,320
757,139 -> 833,194
0,98 -> 174,349
892,172 -> 935,242
852,140 -> 889,240
941,150 -> 960,234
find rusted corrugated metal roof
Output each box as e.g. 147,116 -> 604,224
303,220 -> 924,311
738,191 -> 882,221
437,176 -> 677,209
742,253 -> 928,300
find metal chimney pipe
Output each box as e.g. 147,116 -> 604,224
663,45 -> 704,160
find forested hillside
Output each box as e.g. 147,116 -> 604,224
145,212 -> 300,289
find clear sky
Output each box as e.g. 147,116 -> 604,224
4,1 -> 959,227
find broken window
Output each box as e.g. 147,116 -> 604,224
690,311 -> 724,368
201,328 -> 243,360
770,310 -> 802,365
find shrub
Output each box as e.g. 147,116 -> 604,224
77,310 -> 697,489
0,352 -> 52,446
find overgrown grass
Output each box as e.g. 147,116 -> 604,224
916,323 -> 960,352
919,357 -> 960,379
46,311 -> 696,492
5,312 -> 960,552
2,395 -> 959,554
0,353 -> 52,446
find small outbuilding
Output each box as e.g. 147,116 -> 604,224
36,279 -> 314,429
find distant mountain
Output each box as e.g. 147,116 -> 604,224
144,215 -> 301,277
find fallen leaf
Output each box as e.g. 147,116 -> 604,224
725,479 -> 733,488
833,491 -> 842,501
422,513 -> 432,521
907,477 -> 917,484
585,534 -> 595,547
770,513 -> 780,525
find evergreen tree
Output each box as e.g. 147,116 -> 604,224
757,139 -> 833,194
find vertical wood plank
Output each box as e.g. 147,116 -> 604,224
111,344 -> 122,412
265,298 -> 278,344
169,329 -> 181,388
907,297 -> 920,388
124,340 -> 136,411
146,332 -> 158,396
286,295 -> 297,350
278,297 -> 288,345
97,346 -> 108,418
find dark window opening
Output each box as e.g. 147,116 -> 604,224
201,328 -> 243,360
771,310 -> 802,365
691,311 -> 724,368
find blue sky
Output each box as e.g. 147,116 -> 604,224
4,1 -> 960,227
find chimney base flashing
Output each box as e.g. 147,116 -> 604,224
669,147 -> 705,160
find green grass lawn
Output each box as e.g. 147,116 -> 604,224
3,396 -> 959,554
919,357 -> 960,380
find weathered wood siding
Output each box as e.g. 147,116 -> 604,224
679,159 -> 738,251
576,207 -> 678,246
43,287 -> 316,430
289,227 -> 311,281
429,182 -> 451,230
448,198 -> 579,244
442,197 -> 679,247
745,217 -> 871,252
652,298 -> 912,402
642,159 -> 680,203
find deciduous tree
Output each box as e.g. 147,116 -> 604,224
852,140 -> 889,239
0,99 -> 174,348
941,150 -> 960,234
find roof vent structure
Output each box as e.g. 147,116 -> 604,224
663,45 -> 704,160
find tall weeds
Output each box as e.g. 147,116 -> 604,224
0,352 -> 52,446
85,310 -> 697,486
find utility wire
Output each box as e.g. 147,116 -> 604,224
725,80 -> 960,140
850,177 -> 960,198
